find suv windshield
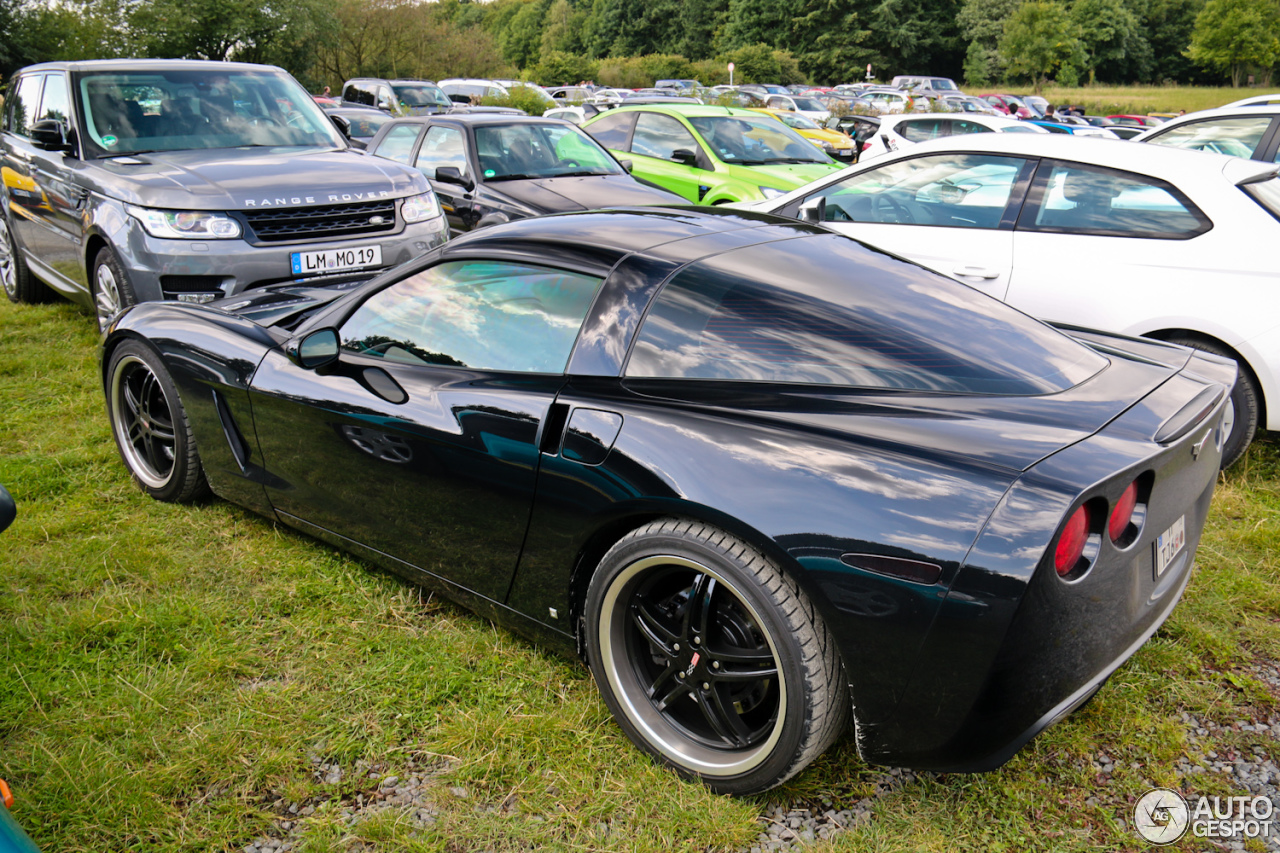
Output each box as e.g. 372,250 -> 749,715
689,115 -> 832,165
393,83 -> 451,108
77,68 -> 345,157
474,122 -> 622,179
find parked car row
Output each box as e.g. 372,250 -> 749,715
1,57 -> 1274,809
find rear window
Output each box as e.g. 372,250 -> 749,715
626,235 -> 1107,394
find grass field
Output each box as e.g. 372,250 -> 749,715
1,296 -> 1277,852
996,85 -> 1257,116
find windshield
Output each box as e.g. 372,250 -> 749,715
689,115 -> 832,165
777,112 -> 820,130
76,68 -> 345,157
930,79 -> 958,91
791,97 -> 827,112
474,122 -> 622,179
393,83 -> 451,108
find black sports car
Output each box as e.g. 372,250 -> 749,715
363,114 -> 684,232
101,207 -> 1233,794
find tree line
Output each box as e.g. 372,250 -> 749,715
1,0 -> 1276,90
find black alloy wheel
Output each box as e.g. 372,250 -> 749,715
106,340 -> 209,503
586,518 -> 849,795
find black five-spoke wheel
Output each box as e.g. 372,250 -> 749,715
586,518 -> 849,794
106,340 -> 208,503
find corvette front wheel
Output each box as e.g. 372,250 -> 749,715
106,340 -> 209,503
585,518 -> 849,795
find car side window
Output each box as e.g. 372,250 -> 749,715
38,73 -> 69,125
630,113 -> 698,161
898,119 -> 945,142
951,119 -> 992,136
1018,160 -> 1211,239
415,125 -> 468,180
583,111 -> 635,149
372,124 -> 422,164
1145,115 -> 1273,159
805,153 -> 1025,229
338,261 -> 604,373
11,74 -> 44,137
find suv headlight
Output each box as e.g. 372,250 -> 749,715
401,191 -> 440,223
125,205 -> 241,239
758,186 -> 786,199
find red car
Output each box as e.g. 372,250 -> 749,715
1107,114 -> 1166,127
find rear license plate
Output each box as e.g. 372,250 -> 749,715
1154,515 -> 1186,577
291,245 -> 382,276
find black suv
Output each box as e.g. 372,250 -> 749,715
1,59 -> 449,328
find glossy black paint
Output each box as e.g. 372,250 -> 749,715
102,206 -> 1234,773
363,115 -> 684,232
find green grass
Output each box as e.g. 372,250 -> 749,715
1,296 -> 1277,852
995,85 -> 1251,116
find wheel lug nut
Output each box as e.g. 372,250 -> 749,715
677,673 -> 684,680
673,643 -> 680,651
692,636 -> 700,645
712,661 -> 720,669
701,682 -> 710,690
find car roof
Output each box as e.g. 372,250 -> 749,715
1133,104 -> 1280,135
379,114 -> 569,127
880,112 -> 1031,129
889,131 -> 1275,179
18,59 -> 285,73
604,103 -> 766,118
443,206 -> 827,267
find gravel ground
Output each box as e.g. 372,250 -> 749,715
239,659 -> 1280,853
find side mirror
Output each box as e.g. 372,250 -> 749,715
670,148 -> 698,166
618,159 -> 633,173
377,98 -> 393,111
329,114 -> 352,137
292,328 -> 340,369
798,197 -> 827,223
435,166 -> 474,190
31,119 -> 71,153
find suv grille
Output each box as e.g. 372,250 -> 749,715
242,199 -> 398,243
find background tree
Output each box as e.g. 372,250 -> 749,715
1186,0 -> 1280,85
958,0 -> 1020,84
999,1 -> 1087,91
1145,0 -> 1205,81
129,0 -> 330,72
1072,0 -> 1147,82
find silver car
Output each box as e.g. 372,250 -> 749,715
1,59 -> 449,329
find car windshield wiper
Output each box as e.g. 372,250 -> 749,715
765,158 -> 823,164
551,170 -> 616,177
486,173 -> 543,181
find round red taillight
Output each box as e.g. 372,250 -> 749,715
1054,505 -> 1090,576
1109,481 -> 1138,542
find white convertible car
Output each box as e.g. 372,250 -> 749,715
746,134 -> 1280,466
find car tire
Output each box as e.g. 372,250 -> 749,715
1165,336 -> 1260,470
105,339 -> 209,503
584,517 -> 849,795
92,244 -> 139,332
0,212 -> 48,304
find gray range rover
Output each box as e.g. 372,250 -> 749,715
1,59 -> 449,328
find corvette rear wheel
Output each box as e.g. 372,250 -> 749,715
1165,335 -> 1259,470
106,340 -> 209,503
585,518 -> 849,795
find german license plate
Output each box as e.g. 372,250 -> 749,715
291,245 -> 382,276
1154,515 -> 1185,577
837,148 -> 853,156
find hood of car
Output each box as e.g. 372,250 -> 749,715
487,174 -> 684,212
800,128 -> 854,147
89,148 -> 427,211
728,161 -> 844,191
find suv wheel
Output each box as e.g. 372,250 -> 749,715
0,213 -> 46,304
92,245 -> 138,331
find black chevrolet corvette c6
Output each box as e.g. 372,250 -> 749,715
101,207 -> 1234,795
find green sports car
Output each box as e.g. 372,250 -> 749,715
580,104 -> 844,204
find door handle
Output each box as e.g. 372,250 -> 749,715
952,265 -> 1000,280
